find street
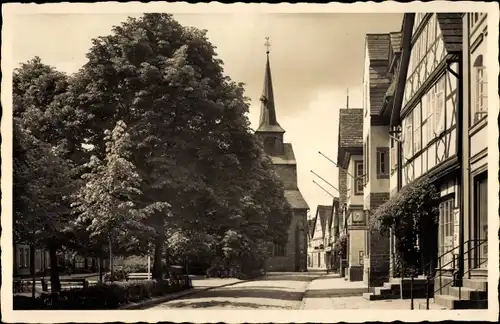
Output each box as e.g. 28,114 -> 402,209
150,272 -> 445,310
152,272 -> 319,310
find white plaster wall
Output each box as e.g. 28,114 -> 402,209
470,126 -> 488,158
349,230 -> 365,266
369,126 -> 391,193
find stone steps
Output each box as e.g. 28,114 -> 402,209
432,275 -> 487,310
434,294 -> 488,309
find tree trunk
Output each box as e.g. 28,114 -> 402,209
108,238 -> 114,281
98,257 -> 104,283
152,230 -> 165,280
49,245 -> 60,292
30,245 -> 36,299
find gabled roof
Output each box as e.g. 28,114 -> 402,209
337,108 -> 364,167
389,32 -> 403,54
312,205 -> 333,240
338,109 -> 363,148
269,143 -> 296,165
436,13 -> 463,53
327,197 -> 339,233
284,190 -> 309,210
307,218 -> 315,239
366,33 -> 391,61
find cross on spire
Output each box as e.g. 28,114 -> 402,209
265,37 -> 271,54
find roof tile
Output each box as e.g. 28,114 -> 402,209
338,108 -> 363,149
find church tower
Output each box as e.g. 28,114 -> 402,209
255,38 -> 286,156
255,38 -> 309,272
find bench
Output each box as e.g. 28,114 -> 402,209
39,278 -> 89,292
127,272 -> 152,280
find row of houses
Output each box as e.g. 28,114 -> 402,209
320,13 -> 490,310
13,244 -> 105,277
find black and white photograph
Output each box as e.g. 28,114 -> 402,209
1,2 -> 498,323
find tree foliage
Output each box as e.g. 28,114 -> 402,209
370,177 -> 440,274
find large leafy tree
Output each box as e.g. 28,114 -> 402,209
69,13 -> 272,278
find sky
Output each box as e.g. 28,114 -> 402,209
11,12 -> 403,218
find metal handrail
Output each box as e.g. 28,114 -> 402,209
416,239 -> 488,309
433,239 -> 487,294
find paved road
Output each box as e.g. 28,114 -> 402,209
152,272 -> 320,309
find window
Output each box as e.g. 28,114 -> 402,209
473,55 -> 488,123
403,114 -> 413,160
274,244 -> 286,257
18,247 -> 29,269
390,138 -> 397,173
438,198 -> 455,269
434,78 -> 445,134
474,173 -> 488,268
413,106 -> 422,153
376,147 -> 390,178
359,251 -> 364,266
421,89 -> 433,146
355,161 -> 364,195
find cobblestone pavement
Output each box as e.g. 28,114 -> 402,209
152,272 -> 319,309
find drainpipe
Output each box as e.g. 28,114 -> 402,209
456,51 -> 465,285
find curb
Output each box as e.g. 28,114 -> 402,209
298,273 -> 326,310
119,277 -> 261,310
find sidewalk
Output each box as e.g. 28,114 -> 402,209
301,274 -> 446,310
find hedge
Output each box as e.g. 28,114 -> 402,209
13,276 -> 192,310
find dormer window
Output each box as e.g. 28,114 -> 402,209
472,54 -> 487,123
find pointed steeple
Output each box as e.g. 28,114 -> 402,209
256,37 -> 285,134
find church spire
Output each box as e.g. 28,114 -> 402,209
256,37 -> 285,133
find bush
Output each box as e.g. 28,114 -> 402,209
18,276 -> 193,310
103,269 -> 128,282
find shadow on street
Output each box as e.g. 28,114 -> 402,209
164,300 -> 291,309
171,287 -> 304,301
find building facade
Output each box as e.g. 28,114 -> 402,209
336,108 -> 366,281
377,12 -> 491,309
255,48 -> 309,272
361,33 -> 401,286
14,244 -> 100,277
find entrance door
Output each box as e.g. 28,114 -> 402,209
474,172 -> 488,268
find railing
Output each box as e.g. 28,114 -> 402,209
412,239 -> 488,310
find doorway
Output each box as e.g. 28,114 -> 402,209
473,171 -> 488,269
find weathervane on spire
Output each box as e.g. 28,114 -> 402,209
265,37 -> 271,54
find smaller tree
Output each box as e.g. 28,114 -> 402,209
72,121 -> 159,280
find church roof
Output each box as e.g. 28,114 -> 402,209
255,51 -> 285,134
269,143 -> 296,165
284,190 -> 309,210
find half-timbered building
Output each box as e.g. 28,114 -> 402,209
386,12 -> 489,309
